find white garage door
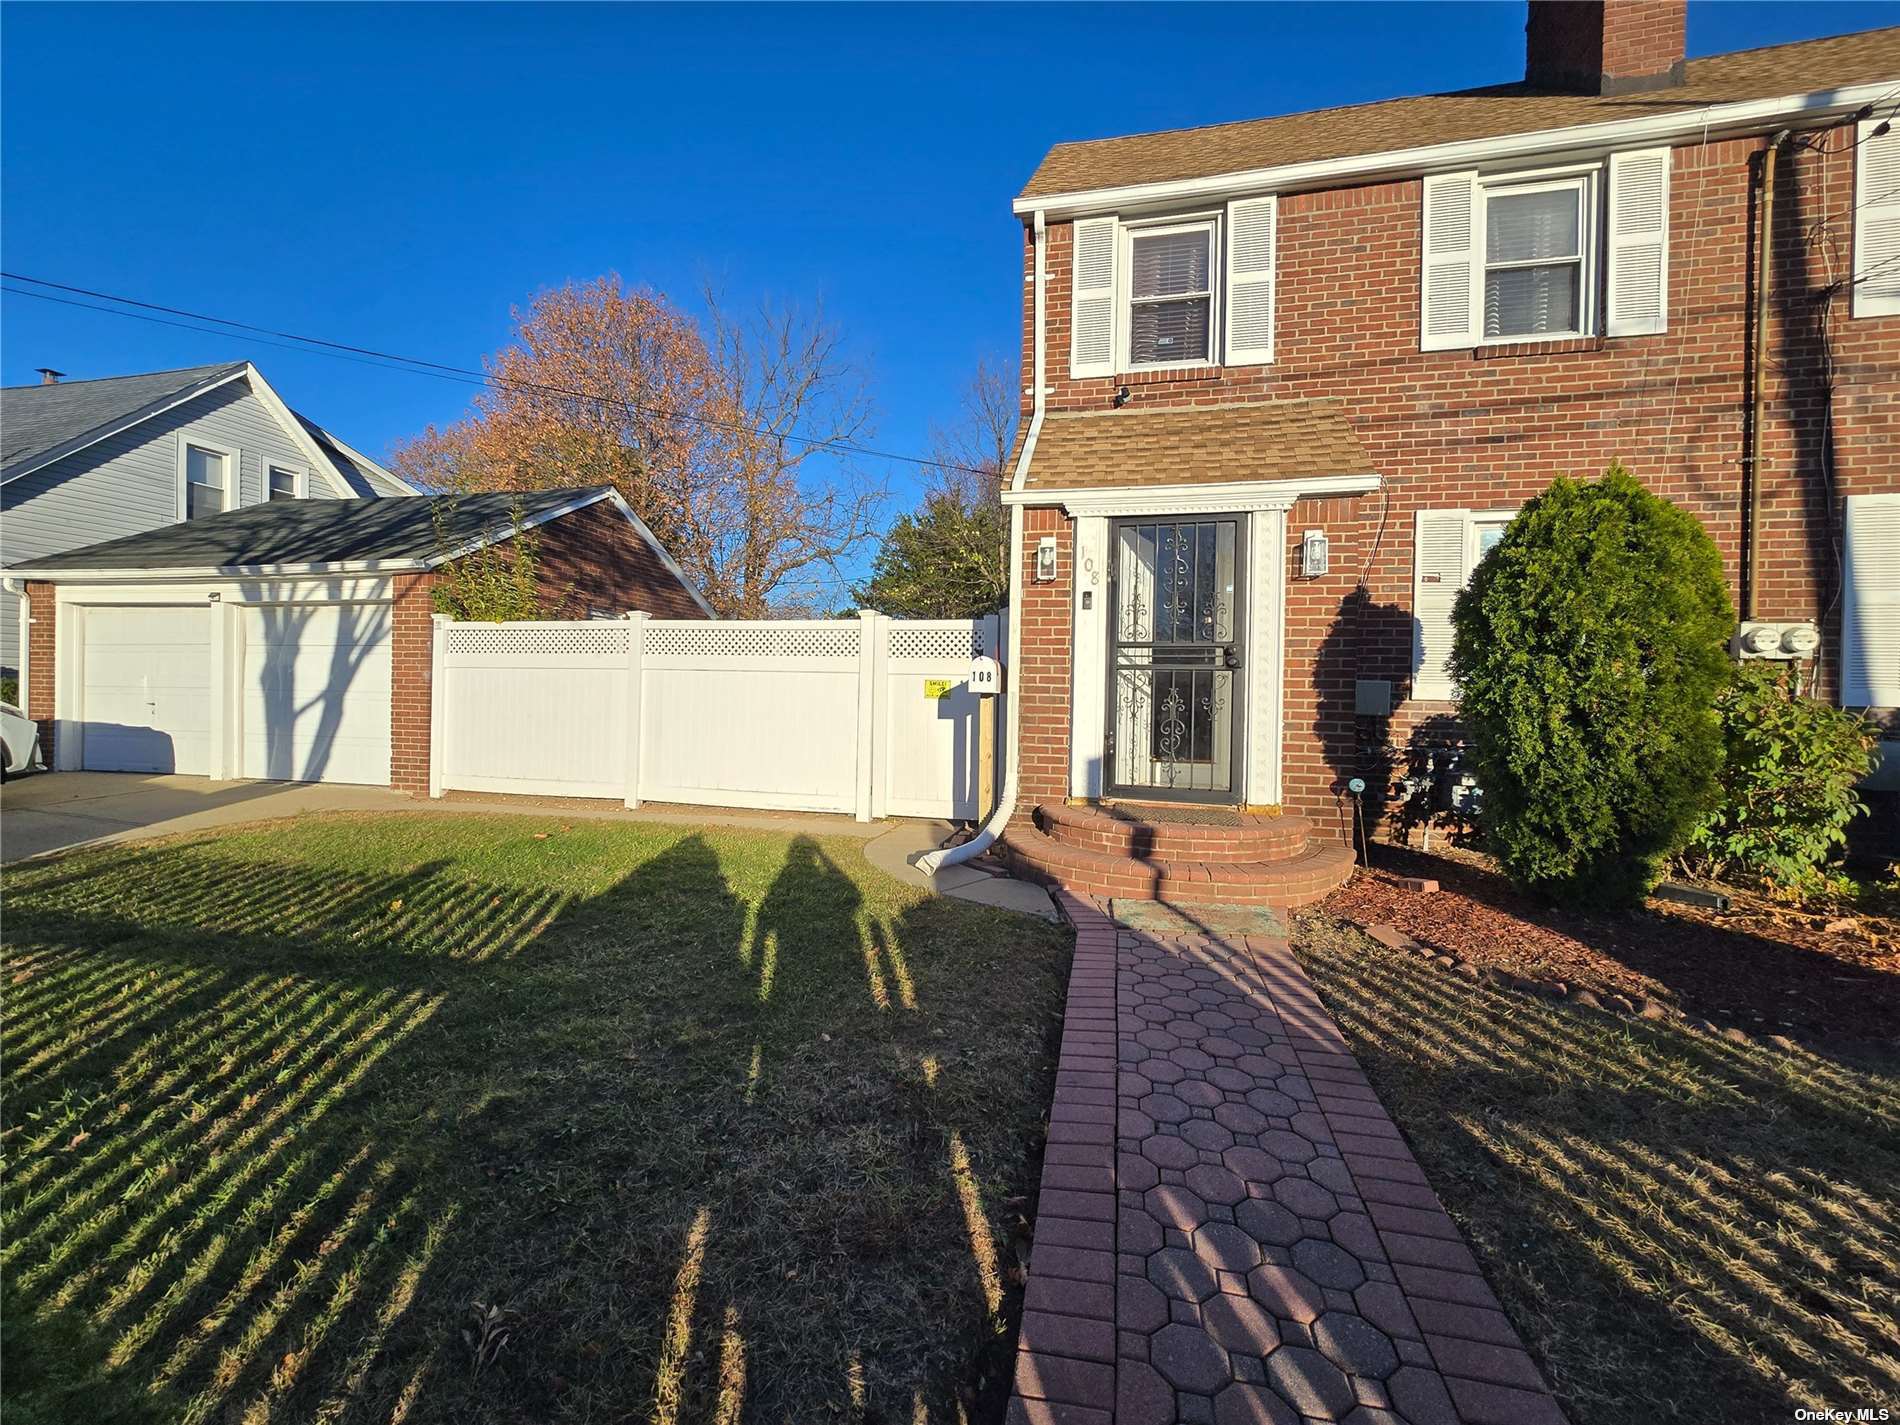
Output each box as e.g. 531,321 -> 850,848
80,606 -> 212,774
241,603 -> 393,786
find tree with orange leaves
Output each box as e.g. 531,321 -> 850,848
394,276 -> 881,617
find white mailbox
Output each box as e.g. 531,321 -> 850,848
968,655 -> 1002,696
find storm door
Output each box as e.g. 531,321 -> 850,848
1105,516 -> 1246,802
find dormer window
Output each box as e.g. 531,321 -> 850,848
1127,220 -> 1215,367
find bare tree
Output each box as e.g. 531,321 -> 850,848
926,356 -> 1017,510
391,276 -> 883,617
684,292 -> 885,617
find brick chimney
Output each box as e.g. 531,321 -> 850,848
1526,1 -> 1686,96
35,368 -> 64,386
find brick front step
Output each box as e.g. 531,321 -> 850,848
1038,800 -> 1314,865
1001,821 -> 1356,908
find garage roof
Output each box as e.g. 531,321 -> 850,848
7,487 -> 612,574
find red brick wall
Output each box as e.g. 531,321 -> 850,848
522,498 -> 709,620
1012,128 -> 1900,827
1015,505 -> 1075,821
1527,1 -> 1686,93
24,580 -> 55,764
389,571 -> 436,795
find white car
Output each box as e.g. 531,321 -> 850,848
1,701 -> 42,780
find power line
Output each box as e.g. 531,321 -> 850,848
0,271 -> 995,479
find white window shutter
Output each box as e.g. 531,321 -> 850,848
1224,196 -> 1276,365
1842,493 -> 1900,707
1070,217 -> 1118,378
1607,147 -> 1671,336
1412,509 -> 1470,699
1421,172 -> 1479,351
1854,119 -> 1900,318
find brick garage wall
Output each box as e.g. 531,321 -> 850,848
24,580 -> 56,764
523,498 -> 709,621
1017,129 -> 1899,829
388,571 -> 436,795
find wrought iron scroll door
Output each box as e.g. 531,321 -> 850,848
1106,516 -> 1247,803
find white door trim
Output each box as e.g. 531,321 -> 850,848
1245,508 -> 1288,807
1069,516 -> 1110,798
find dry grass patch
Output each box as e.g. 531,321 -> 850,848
1294,913 -> 1900,1424
2,814 -> 1070,1424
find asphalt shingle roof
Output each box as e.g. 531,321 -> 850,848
1020,400 -> 1374,492
0,363 -> 246,470
6,488 -> 609,573
1020,26 -> 1900,198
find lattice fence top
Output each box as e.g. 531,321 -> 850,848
888,624 -> 986,661
643,622 -> 860,660
445,622 -> 630,657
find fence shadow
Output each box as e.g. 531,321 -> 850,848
1298,924 -> 1900,1419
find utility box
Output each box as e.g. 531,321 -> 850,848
1354,678 -> 1393,716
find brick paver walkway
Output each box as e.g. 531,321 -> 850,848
1009,894 -> 1567,1425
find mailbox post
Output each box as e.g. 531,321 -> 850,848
969,654 -> 1002,822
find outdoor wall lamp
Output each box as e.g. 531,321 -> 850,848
1035,536 -> 1059,582
1301,528 -> 1330,579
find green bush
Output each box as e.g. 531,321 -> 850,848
1449,463 -> 1734,908
1,676 -> 18,707
1685,662 -> 1877,892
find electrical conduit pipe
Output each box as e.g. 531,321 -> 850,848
918,208 -> 1046,877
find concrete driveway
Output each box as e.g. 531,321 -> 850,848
0,772 -> 411,863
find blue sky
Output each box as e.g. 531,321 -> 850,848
3,1 -> 1890,551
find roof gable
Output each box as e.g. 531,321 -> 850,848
0,363 -> 245,474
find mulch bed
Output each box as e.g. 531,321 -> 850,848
1323,841 -> 1900,1053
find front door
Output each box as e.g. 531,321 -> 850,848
1106,515 -> 1246,803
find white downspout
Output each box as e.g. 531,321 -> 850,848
2,577 -> 27,711
919,208 -> 1047,876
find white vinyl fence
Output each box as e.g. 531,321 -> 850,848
431,611 -> 1002,820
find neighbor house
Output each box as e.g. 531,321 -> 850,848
990,1 -> 1900,902
10,486 -> 710,790
1,361 -> 416,682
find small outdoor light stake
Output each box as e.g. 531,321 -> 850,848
1347,776 -> 1372,867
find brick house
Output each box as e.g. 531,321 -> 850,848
951,1 -> 1900,904
9,486 -> 708,793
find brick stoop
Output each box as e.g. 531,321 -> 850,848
1002,803 -> 1356,908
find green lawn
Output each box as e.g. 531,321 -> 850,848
1,814 -> 1071,1425
1294,914 -> 1900,1423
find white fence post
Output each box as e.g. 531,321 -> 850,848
429,615 -> 448,799
854,609 -> 879,822
624,611 -> 647,809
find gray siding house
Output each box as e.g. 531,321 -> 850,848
1,362 -> 412,678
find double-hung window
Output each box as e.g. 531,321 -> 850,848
267,463 -> 304,501
1424,159 -> 1657,350
182,441 -> 232,520
1126,220 -> 1216,368
1482,178 -> 1588,340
